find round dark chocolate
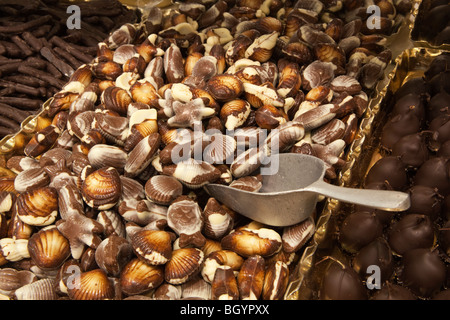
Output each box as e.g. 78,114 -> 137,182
380,111 -> 422,150
391,133 -> 429,169
432,289 -> 450,300
438,220 -> 450,259
339,211 -> 384,254
427,92 -> 450,121
319,259 -> 368,300
414,157 -> 450,195
392,93 -> 426,120
364,156 -> 409,191
407,185 -> 443,221
424,53 -> 450,81
399,248 -> 446,298
428,71 -> 450,96
352,237 -> 394,284
394,77 -> 429,101
429,115 -> 450,150
387,214 -> 435,256
357,181 -> 396,225
370,283 -> 417,300
437,139 -> 450,159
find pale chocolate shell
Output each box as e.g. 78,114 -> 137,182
165,247 -> 204,285
16,186 -> 58,226
81,167 -> 122,210
131,229 -> 173,265
67,269 -> 115,300
144,174 -> 183,205
120,257 -> 164,295
27,226 -> 71,270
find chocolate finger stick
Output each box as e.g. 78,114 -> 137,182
22,32 -> 43,52
0,103 -> 32,123
10,36 -> 34,57
50,36 -> 94,64
0,126 -> 15,137
4,75 -> 47,88
40,46 -> 75,78
53,47 -> 83,69
0,96 -> 42,110
0,15 -> 52,33
0,115 -> 20,131
0,80 -> 45,97
18,64 -> 65,88
0,43 -> 5,56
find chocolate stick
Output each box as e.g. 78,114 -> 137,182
0,15 -> 52,34
10,35 -> 34,57
18,64 -> 65,88
0,80 -> 45,97
0,96 -> 42,110
0,103 -> 33,123
22,32 -> 44,52
40,46 -> 75,77
53,47 -> 83,69
50,36 -> 94,64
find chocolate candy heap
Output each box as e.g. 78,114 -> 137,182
413,0 -> 450,46
0,0 -> 409,300
327,52 -> 450,300
0,0 -> 139,138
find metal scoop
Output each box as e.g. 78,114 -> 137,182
204,153 -> 410,227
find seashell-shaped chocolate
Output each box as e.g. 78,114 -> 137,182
221,227 -> 282,258
144,175 -> 183,205
113,44 -> 137,64
95,234 -> 133,277
87,144 -> 128,172
237,255 -> 265,300
282,216 -> 315,253
277,62 -> 302,98
6,156 -> 41,174
92,113 -> 129,146
245,31 -> 279,63
230,147 -> 265,178
153,283 -> 182,300
314,43 -> 346,68
67,111 -> 96,140
311,118 -> 346,145
92,60 -> 123,80
167,196 -> 205,248
330,75 -> 362,95
206,74 -> 244,102
16,186 -> 58,226
14,278 -> 58,300
97,210 -> 126,238
130,79 -> 160,105
261,261 -> 289,300
125,109 -> 159,152
220,99 -> 251,131
131,229 -> 174,265
0,268 -> 37,296
0,238 -> 30,262
181,275 -> 212,300
27,226 -> 70,270
162,158 -> 221,189
255,104 -> 289,130
119,198 -> 168,227
164,44 -> 185,84
203,133 -> 237,165
263,121 -> 305,155
67,269 -> 115,300
124,133 -> 161,178
302,60 -> 336,90
101,86 -> 132,116
81,167 -> 122,210
211,265 -> 239,300
201,249 -> 244,283
202,198 -> 234,241
229,175 -> 263,193
14,167 -> 50,193
165,247 -> 204,285
120,258 -> 164,296
243,82 -> 284,108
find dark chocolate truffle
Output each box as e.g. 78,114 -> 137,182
437,139 -> 450,158
319,259 -> 368,300
391,133 -> 429,169
387,214 -> 435,256
429,115 -> 450,150
394,77 -> 429,101
380,111 -> 422,150
339,211 -> 384,254
356,181 -> 396,225
352,237 -> 394,284
370,283 -> 417,300
407,185 -> 443,221
414,157 -> 450,195
399,248 -> 446,298
392,93 -> 426,120
438,220 -> 450,259
364,156 -> 408,191
427,92 -> 450,121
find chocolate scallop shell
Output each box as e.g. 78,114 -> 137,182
120,257 -> 164,295
14,278 -> 58,300
165,247 -> 205,285
87,144 -> 128,172
16,186 -> 58,226
124,132 -> 161,178
81,167 -> 122,210
162,158 -> 221,189
131,229 -> 174,265
27,226 -> 71,270
14,167 -> 50,193
203,133 -> 237,165
206,74 -> 244,102
144,174 -> 183,205
282,216 -> 315,253
101,86 -> 132,116
0,268 -> 37,296
67,269 -> 115,300
221,227 -> 282,257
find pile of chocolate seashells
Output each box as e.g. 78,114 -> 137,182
0,0 -> 412,300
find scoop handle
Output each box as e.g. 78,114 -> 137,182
306,180 -> 410,211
